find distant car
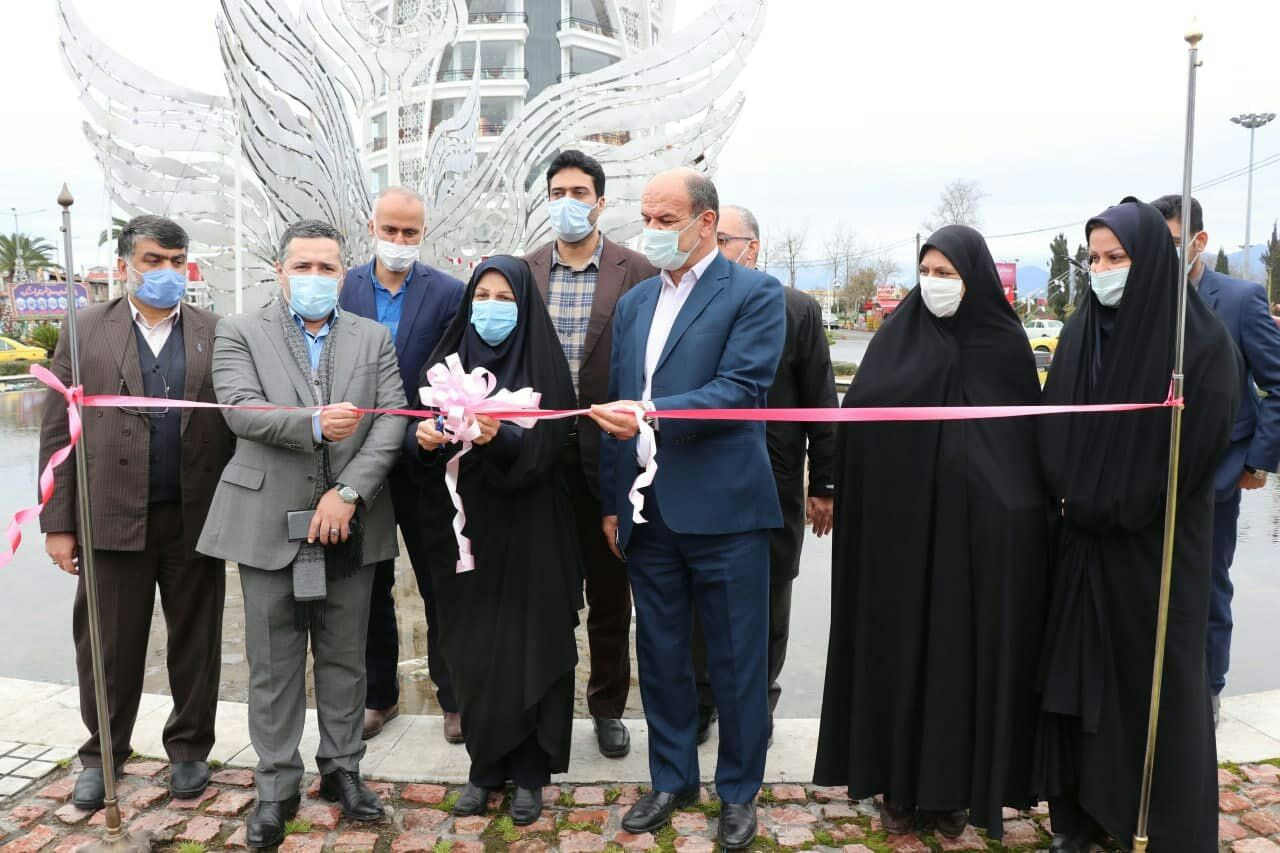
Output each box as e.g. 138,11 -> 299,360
821,311 -> 839,330
1025,319 -> 1063,338
0,336 -> 47,364
1029,335 -> 1058,355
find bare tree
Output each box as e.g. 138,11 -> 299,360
777,226 -> 808,288
823,224 -> 856,293
922,179 -> 986,232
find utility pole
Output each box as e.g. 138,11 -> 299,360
1230,112 -> 1276,280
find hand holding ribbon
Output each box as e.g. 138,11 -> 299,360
418,353 -> 543,573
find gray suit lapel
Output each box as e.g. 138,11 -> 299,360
263,309 -> 319,406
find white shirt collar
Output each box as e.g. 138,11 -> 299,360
128,296 -> 181,329
660,247 -> 720,289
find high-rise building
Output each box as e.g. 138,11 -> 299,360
361,0 -> 674,194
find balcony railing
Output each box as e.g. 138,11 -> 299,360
468,11 -> 528,25
437,66 -> 529,83
584,131 -> 631,146
367,137 -> 388,152
558,17 -> 618,39
478,120 -> 508,137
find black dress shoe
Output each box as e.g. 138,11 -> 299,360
593,717 -> 631,758
1049,833 -> 1094,852
319,769 -> 384,821
73,767 -> 110,812
621,788 -> 699,834
510,786 -> 542,826
925,809 -> 968,839
696,706 -> 718,746
246,795 -> 301,849
878,799 -> 915,835
170,760 -> 211,799
453,783 -> 492,816
718,802 -> 758,850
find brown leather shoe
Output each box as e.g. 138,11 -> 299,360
443,711 -> 464,744
362,704 -> 399,740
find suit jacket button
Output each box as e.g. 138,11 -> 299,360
122,429 -> 131,437
119,459 -> 128,466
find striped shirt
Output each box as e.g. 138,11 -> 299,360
547,238 -> 604,390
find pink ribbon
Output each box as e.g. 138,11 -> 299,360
418,354 -> 543,572
0,362 -> 1181,571
3,365 -> 83,569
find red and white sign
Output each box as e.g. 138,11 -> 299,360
995,263 -> 1017,304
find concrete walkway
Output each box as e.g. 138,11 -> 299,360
0,677 -> 1276,786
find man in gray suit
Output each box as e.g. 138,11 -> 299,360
198,220 -> 406,848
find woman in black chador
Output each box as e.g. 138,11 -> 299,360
1035,198 -> 1240,852
815,226 -> 1048,841
411,255 -> 582,827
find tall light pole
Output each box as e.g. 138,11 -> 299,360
1230,112 -> 1276,280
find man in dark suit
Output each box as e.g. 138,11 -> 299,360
339,187 -> 466,742
590,170 -> 785,849
1155,195 -> 1280,724
691,204 -> 837,744
524,150 -> 658,759
38,215 -> 234,811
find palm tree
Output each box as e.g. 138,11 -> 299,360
0,233 -> 60,280
99,216 -> 128,249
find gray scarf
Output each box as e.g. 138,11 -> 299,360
276,297 -> 339,624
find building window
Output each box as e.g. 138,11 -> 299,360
369,113 -> 388,151
479,96 -> 520,136
370,165 -> 389,194
568,45 -> 614,75
430,98 -> 465,133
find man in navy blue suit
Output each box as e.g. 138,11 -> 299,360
1154,195 -> 1280,724
589,169 -> 785,849
339,186 -> 466,741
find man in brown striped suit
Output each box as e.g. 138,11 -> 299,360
38,215 -> 234,812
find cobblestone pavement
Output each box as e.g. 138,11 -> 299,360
1,759 -> 1278,852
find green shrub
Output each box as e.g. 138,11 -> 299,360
27,323 -> 60,356
0,359 -> 48,377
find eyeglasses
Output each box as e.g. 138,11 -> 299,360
118,368 -> 171,418
716,234 -> 753,248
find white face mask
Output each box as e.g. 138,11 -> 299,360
1090,266 -> 1129,307
919,275 -> 964,318
376,239 -> 421,272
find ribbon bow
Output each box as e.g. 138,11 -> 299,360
419,354 -> 542,572
1,365 -> 83,569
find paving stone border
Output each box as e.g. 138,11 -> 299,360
0,758 -> 1276,851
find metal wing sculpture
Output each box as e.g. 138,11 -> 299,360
58,0 -> 765,309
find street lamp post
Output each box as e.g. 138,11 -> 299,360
1230,112 -> 1276,280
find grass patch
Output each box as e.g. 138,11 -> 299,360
430,791 -> 460,812
432,842 -> 453,853
690,799 -> 721,818
557,820 -> 603,835
654,825 -> 678,853
557,790 -> 576,807
604,844 -> 625,853
283,819 -> 312,835
175,844 -> 207,853
757,787 -> 778,805
604,786 -> 621,805
812,830 -> 835,847
1262,757 -> 1280,769
207,759 -> 223,770
486,815 -> 520,844
54,757 -> 73,770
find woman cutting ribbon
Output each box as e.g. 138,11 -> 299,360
410,255 -> 582,826
1035,198 -> 1240,852
815,225 -> 1049,841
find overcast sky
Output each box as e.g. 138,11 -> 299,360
2,0 -> 1277,282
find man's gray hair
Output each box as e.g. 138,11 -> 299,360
684,171 -> 720,221
277,219 -> 345,263
117,215 -> 188,261
723,204 -> 760,239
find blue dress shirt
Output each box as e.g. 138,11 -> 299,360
371,261 -> 413,340
288,304 -> 339,443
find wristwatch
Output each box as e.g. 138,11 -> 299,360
335,484 -> 360,505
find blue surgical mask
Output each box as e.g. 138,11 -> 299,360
288,275 -> 340,321
642,218 -> 702,271
471,299 -> 518,346
547,197 -> 598,243
1090,266 -> 1129,307
127,265 -> 187,309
